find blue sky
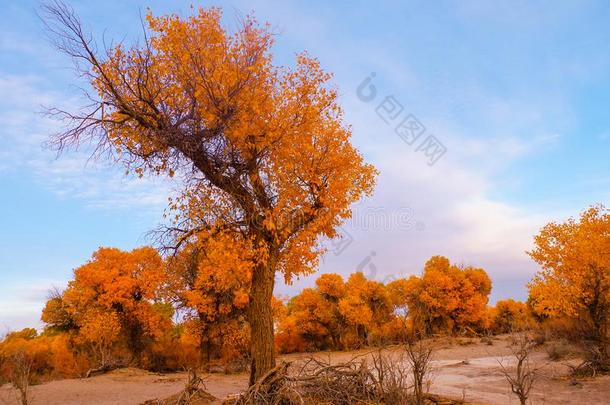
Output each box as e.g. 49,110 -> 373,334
2,0 -> 610,330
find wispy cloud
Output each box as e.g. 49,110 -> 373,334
0,73 -> 173,213
0,279 -> 66,332
4,0 -> 610,330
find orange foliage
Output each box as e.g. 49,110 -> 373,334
47,334 -> 88,378
276,272 -> 398,352
338,273 -> 393,347
490,299 -> 532,334
276,274 -> 347,353
45,247 -> 170,366
405,256 -> 492,335
167,236 -> 252,370
528,205 -> 610,341
0,330 -> 52,384
276,261 -> 494,353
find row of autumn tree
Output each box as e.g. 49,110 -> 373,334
276,257 -> 530,353
3,204 -> 610,382
0,249 -> 532,382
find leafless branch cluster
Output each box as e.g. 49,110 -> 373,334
405,340 -> 435,405
225,358 -> 379,405
142,368 -> 217,405
3,351 -> 33,405
39,1 -> 115,158
369,349 -> 412,404
498,333 -> 541,405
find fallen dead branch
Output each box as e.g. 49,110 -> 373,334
224,357 -> 377,404
225,346 -> 465,405
568,341 -> 610,377
85,363 -> 120,378
292,356 -> 376,404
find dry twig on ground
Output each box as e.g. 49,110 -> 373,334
228,345 -> 442,405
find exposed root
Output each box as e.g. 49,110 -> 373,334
140,369 -> 216,405
226,362 -> 304,405
176,369 -> 205,405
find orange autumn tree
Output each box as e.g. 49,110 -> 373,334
405,256 -> 492,335
528,205 -> 610,367
281,288 -> 336,351
386,278 -> 413,341
275,274 -> 347,353
41,288 -> 78,334
277,273 -> 347,351
167,234 -> 252,370
277,274 -> 351,352
276,272 -> 394,352
338,272 -> 393,347
315,273 -> 348,347
43,3 -> 376,382
44,247 -> 168,367
490,299 -> 532,334
0,329 -> 50,403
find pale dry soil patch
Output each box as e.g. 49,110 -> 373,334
2,335 -> 609,404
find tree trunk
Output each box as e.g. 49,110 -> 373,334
248,259 -> 276,385
199,334 -> 210,372
19,389 -> 28,405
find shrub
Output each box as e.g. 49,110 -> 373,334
545,339 -> 573,361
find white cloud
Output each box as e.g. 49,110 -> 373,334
0,73 -> 173,213
0,279 -> 67,332
222,0 -> 574,301
279,135 -> 556,301
1,1 -> 591,331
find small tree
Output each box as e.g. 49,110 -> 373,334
491,299 -> 532,334
528,205 -> 610,373
79,311 -> 121,376
6,350 -> 33,405
498,334 -> 539,405
48,247 -> 168,369
405,339 -> 434,405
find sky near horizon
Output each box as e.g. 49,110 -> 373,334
2,0 -> 610,331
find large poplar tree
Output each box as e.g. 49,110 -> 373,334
42,2 -> 376,383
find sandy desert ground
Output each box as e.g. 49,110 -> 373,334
1,336 -> 609,404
